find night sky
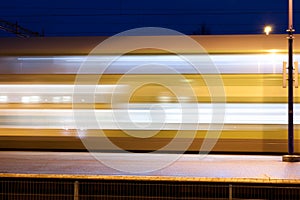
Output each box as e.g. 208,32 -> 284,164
1,0 -> 299,37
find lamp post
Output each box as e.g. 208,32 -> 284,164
282,0 -> 300,162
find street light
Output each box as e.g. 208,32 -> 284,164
264,26 -> 272,35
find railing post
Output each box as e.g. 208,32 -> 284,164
74,181 -> 79,200
229,184 -> 233,200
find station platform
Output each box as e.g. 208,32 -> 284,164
0,151 -> 300,184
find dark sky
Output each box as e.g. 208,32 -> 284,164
0,0 -> 299,37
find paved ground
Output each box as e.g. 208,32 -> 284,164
1,151 -> 300,183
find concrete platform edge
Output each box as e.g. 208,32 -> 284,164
1,173 -> 300,184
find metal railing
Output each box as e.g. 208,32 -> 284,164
1,178 -> 300,199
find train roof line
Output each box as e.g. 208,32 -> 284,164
0,34 -> 297,55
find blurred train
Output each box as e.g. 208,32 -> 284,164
0,34 -> 300,153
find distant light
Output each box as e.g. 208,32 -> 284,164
264,26 -> 272,35
158,96 -> 172,102
21,96 -> 41,103
52,97 -> 61,103
266,49 -> 279,54
0,96 -> 7,103
181,79 -> 193,83
62,96 -> 72,102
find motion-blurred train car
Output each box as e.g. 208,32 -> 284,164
0,34 -> 299,153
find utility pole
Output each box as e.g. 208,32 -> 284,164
0,19 -> 43,38
283,0 -> 300,162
